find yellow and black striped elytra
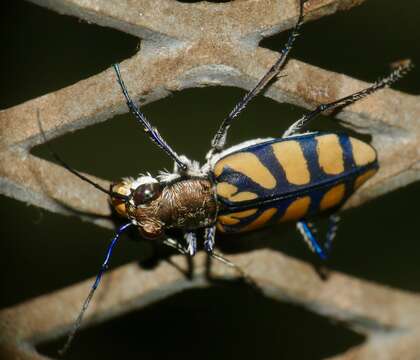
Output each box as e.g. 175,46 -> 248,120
214,132 -> 378,233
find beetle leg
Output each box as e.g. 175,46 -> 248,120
207,0 -> 306,156
204,226 -> 216,253
113,63 -> 188,172
324,214 -> 340,253
296,219 -> 328,260
203,226 -> 249,279
283,60 -> 413,137
184,231 -> 198,256
296,215 -> 340,260
166,232 -> 250,283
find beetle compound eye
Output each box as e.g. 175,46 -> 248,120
133,183 -> 161,205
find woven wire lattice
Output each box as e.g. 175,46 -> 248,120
1,0 -> 420,359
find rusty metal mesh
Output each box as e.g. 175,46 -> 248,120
0,0 -> 419,359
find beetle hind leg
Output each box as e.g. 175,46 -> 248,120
204,226 -> 216,253
185,231 -> 198,256
324,214 -> 340,254
207,0 -> 306,156
297,215 -> 340,260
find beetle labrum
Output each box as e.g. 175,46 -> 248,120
51,0 -> 413,353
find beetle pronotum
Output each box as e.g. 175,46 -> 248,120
40,0 -> 412,354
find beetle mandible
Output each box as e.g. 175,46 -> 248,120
51,0 -> 413,353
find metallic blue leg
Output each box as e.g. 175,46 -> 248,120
296,215 -> 340,260
184,231 -> 197,256
163,237 -> 187,254
204,226 -> 216,253
297,220 -> 327,260
59,222 -> 132,355
324,214 -> 340,253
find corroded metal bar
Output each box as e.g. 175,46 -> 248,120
1,252 -> 420,358
1,54 -> 418,219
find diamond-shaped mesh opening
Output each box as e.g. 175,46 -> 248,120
0,1 -> 138,109
37,285 -> 365,360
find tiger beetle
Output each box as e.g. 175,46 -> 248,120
43,0 -> 412,354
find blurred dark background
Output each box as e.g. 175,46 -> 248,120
0,0 -> 419,359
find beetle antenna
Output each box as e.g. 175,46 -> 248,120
37,112 -> 128,201
58,223 -> 133,356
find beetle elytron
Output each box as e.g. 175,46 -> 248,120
53,0 -> 412,353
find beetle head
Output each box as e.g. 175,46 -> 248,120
111,175 -> 165,239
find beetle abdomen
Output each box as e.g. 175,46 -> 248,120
213,132 -> 378,233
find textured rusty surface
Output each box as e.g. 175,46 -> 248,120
1,251 -> 420,359
1,0 -> 420,359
